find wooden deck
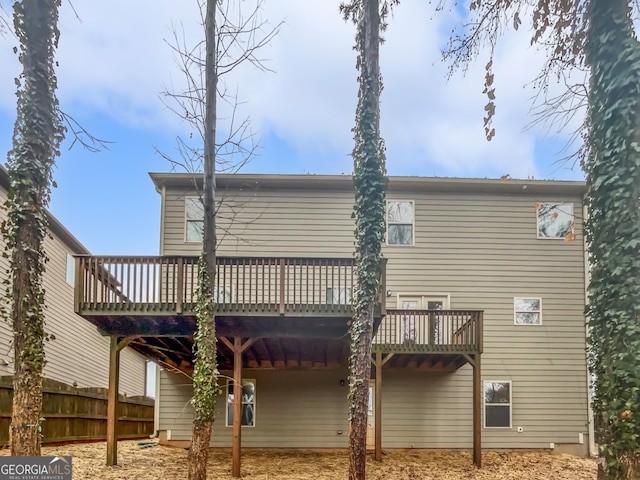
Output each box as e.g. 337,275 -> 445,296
74,255 -> 482,369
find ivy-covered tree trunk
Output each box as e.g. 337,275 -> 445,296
345,0 -> 386,479
188,1 -> 220,479
5,0 -> 63,456
584,1 -> 640,478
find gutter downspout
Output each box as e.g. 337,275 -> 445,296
583,202 -> 597,457
152,184 -> 167,436
159,185 -> 166,255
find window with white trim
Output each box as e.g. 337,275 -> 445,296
536,202 -> 574,239
65,254 -> 75,286
185,197 -> 204,242
397,295 -> 450,344
326,287 -> 351,305
226,379 -> 255,427
387,200 -> 414,245
215,286 -> 233,304
514,297 -> 542,325
484,381 -> 511,428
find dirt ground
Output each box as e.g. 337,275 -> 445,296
1,440 -> 597,479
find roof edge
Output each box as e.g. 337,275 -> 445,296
149,172 -> 587,196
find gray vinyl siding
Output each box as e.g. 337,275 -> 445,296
157,177 -> 589,449
160,369 -> 351,447
160,365 -> 585,449
0,187 -> 147,396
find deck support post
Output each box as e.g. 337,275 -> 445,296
218,336 -> 255,479
371,352 -> 393,461
232,336 -> 242,478
472,352 -> 482,467
374,352 -> 383,461
107,335 -> 134,466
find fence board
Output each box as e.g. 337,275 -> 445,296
0,377 -> 153,445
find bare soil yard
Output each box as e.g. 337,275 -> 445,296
1,440 -> 597,479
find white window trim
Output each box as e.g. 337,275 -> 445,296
185,196 -> 204,243
483,380 -> 512,429
386,199 -> 415,246
394,294 -> 451,345
326,287 -> 352,305
215,286 -> 233,304
225,378 -> 256,428
396,293 -> 450,309
65,253 -> 75,287
514,297 -> 542,325
536,202 -> 574,240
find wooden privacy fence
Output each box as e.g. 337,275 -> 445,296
75,255 -> 366,316
0,377 -> 153,444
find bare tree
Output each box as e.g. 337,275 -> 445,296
158,2 -> 279,479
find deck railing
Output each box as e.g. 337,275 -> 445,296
373,309 -> 483,353
74,255 -> 368,317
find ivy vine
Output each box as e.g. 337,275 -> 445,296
191,255 -> 221,426
2,0 -> 64,455
584,0 -> 640,478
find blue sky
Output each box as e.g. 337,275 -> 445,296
0,0 -> 586,256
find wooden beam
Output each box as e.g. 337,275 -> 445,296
381,353 -> 394,366
232,336 -> 242,478
374,352 -> 383,461
472,353 -> 482,468
106,335 -> 134,466
240,338 -> 255,353
219,336 -> 233,352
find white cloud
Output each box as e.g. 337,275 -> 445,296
0,0 -> 586,180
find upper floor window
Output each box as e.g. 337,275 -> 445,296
514,297 -> 542,325
65,254 -> 75,286
327,287 -> 351,305
185,197 -> 204,242
536,202 -> 574,239
387,200 -> 414,246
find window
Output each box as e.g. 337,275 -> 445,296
397,295 -> 449,344
226,379 -> 255,427
514,297 -> 542,325
185,197 -> 204,242
215,286 -> 233,304
65,254 -> 75,286
327,287 -> 351,305
484,381 -> 511,428
145,360 -> 156,399
387,200 -> 414,245
536,202 -> 574,239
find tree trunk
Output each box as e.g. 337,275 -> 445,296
348,303 -> 375,480
7,0 -> 63,456
188,0 -> 219,479
349,0 -> 385,479
584,0 -> 640,479
188,422 -> 213,480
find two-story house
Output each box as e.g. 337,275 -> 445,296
73,172 -> 591,472
0,167 -> 148,395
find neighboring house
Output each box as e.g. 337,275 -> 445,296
0,167 -> 147,396
73,172 -> 591,468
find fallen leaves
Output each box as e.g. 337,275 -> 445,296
0,440 -> 597,480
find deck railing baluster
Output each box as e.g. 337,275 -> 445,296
73,256 -> 484,352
